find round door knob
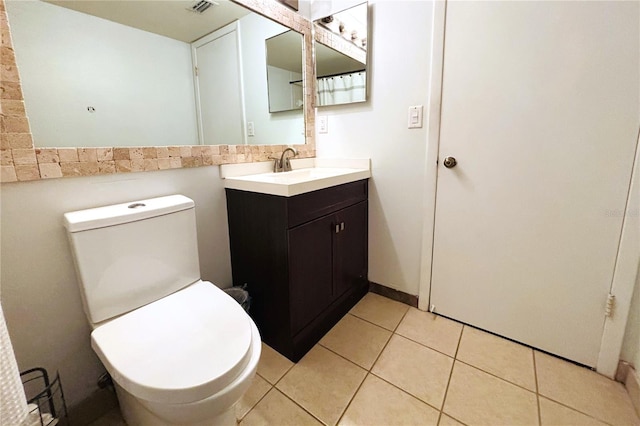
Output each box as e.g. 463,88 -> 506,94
443,156 -> 457,168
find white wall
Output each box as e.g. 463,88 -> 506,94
267,66 -> 303,112
239,13 -> 306,145
316,0 -> 433,295
0,167 -> 232,407
6,0 -> 198,147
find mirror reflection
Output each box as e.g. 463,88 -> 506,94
266,31 -> 304,113
313,2 -> 368,107
6,0 -> 306,147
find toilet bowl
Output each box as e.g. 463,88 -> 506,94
64,195 -> 261,425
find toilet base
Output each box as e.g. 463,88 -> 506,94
115,383 -> 238,426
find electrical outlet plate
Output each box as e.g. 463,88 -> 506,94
318,116 -> 328,134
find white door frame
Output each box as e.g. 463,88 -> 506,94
417,0 -> 640,378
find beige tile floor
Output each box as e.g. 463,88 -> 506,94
93,292 -> 640,426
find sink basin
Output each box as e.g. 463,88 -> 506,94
223,167 -> 371,197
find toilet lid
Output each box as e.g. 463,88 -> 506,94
91,280 -> 253,404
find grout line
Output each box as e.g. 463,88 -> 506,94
533,350 -> 542,426
390,315 -> 547,395
264,352 -> 294,388
271,363 -> 294,387
238,377 -> 273,423
271,343 -> 369,426
274,387 -> 328,426
319,307 -> 411,373
369,370 -> 444,414
329,306 -> 464,423
437,323 -> 465,424
453,358 -> 537,395
334,306 -> 412,425
334,309 -> 404,425
352,307 -> 457,420
532,351 -> 618,425
348,310 -> 408,333
391,308 -> 464,359
393,331 -> 456,359
440,413 -> 470,426
344,312 -> 396,334
334,372 -> 369,425
453,323 -> 464,359
446,357 -> 616,426
318,341 -> 376,371
391,305 -> 412,333
537,394 -> 618,426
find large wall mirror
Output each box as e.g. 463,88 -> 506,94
6,0 -> 306,147
313,1 -> 368,107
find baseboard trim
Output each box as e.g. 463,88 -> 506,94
616,360 -> 631,382
625,366 -> 640,418
368,281 -> 418,308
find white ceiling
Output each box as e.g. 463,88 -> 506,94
315,42 -> 364,77
42,0 -> 363,78
45,0 -> 251,42
266,30 -> 303,72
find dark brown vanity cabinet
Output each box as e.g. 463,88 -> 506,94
225,180 -> 369,362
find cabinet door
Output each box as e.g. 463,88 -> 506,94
333,201 -> 368,298
288,214 -> 334,335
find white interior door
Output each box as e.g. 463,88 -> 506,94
193,23 -> 245,145
430,1 -> 639,367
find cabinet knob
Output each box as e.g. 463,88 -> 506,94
335,224 -> 340,234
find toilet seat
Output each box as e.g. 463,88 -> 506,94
91,280 -> 253,405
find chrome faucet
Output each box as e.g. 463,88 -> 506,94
280,147 -> 298,172
269,147 -> 298,173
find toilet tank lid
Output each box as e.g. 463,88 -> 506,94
64,195 -> 195,233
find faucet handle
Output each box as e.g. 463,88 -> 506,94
267,156 -> 281,173
284,157 -> 295,172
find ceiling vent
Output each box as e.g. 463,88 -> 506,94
188,0 -> 217,14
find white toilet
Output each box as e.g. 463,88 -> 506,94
63,194 -> 261,426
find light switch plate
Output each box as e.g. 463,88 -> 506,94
318,115 -> 328,134
247,121 -> 255,137
408,105 -> 423,129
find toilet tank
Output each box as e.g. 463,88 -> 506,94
64,195 -> 201,325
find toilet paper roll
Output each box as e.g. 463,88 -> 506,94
0,302 -> 28,425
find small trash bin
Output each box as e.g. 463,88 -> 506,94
223,285 -> 251,313
20,367 -> 69,426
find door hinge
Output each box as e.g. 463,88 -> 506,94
195,66 -> 199,76
605,293 -> 616,318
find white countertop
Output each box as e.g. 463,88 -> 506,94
221,158 -> 371,197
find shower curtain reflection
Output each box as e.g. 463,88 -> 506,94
317,71 -> 366,106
